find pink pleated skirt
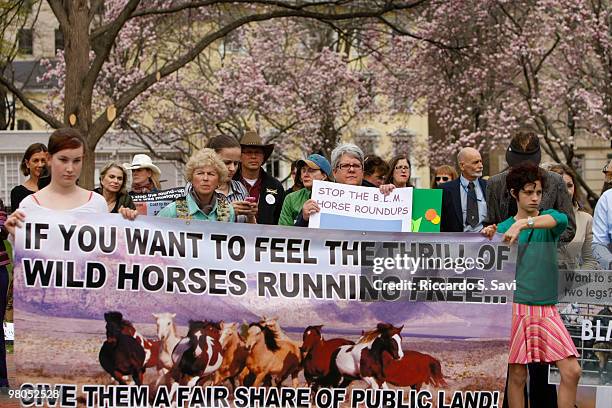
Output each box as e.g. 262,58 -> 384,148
508,303 -> 579,364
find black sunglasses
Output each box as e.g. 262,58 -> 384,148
435,176 -> 450,182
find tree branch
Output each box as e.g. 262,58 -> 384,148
0,73 -> 63,128
88,3 -> 426,145
47,0 -> 69,30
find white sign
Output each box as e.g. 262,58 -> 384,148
309,180 -> 413,232
3,322 -> 13,341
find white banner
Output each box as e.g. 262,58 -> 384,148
309,180 -> 413,232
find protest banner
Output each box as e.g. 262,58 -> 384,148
309,180 -> 413,232
12,209 -> 516,408
552,268 -> 612,407
131,187 -> 185,216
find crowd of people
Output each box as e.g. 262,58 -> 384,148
0,127 -> 610,407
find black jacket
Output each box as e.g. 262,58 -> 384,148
234,168 -> 285,225
440,178 -> 487,232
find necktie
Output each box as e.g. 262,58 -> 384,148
466,181 -> 479,228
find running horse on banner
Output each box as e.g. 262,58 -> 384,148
243,322 -> 302,387
333,323 -> 404,389
152,313 -> 182,389
301,325 -> 354,392
99,311 -> 146,385
172,320 -> 224,386
382,349 -> 447,390
212,322 -> 249,390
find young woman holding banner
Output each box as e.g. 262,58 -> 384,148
481,162 -> 581,408
5,128 -> 138,235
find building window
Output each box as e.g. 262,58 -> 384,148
18,29 -> 33,55
265,157 -> 280,179
54,29 -> 64,53
17,119 -> 32,130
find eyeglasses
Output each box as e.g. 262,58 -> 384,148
395,166 -> 410,171
435,176 -> 450,182
336,163 -> 362,171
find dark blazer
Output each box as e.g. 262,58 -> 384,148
440,178 -> 487,232
484,169 -> 576,242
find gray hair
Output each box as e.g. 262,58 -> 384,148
331,143 -> 364,169
185,148 -> 228,184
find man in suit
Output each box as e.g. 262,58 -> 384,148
440,147 -> 487,232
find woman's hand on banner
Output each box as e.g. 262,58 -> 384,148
379,184 -> 396,196
302,199 -> 320,221
481,224 -> 497,240
118,206 -> 139,220
5,209 -> 26,236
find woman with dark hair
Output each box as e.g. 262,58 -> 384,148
548,163 -> 597,269
206,134 -> 257,223
384,155 -> 413,188
431,165 -> 458,188
94,162 -> 136,213
11,143 -> 48,210
5,128 -> 137,235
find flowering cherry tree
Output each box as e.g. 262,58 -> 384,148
376,0 -> 611,201
119,18 -> 379,162
0,0 -> 423,187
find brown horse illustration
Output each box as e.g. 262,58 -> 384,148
99,311 -> 146,385
212,322 -> 249,390
243,322 -> 301,387
333,322 -> 404,389
301,325 -> 354,392
172,320 -> 224,387
382,350 -> 447,390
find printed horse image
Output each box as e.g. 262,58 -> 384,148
152,313 -> 182,390
113,312 -> 160,370
301,325 -> 354,392
260,316 -> 293,341
212,322 -> 249,390
593,306 -> 612,384
244,322 -> 301,388
99,311 -> 146,385
333,322 -> 404,389
172,320 -> 224,387
382,350 -> 447,390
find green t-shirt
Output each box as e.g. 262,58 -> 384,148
278,188 -> 311,226
497,209 -> 568,305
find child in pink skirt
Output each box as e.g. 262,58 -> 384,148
482,162 -> 581,408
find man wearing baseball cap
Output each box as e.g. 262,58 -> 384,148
278,154 -> 331,226
234,131 -> 285,224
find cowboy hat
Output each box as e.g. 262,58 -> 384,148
123,154 -> 161,175
240,131 -> 274,163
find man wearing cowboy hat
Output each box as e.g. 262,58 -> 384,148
234,131 -> 285,224
123,154 -> 162,194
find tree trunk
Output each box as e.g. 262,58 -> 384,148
63,0 -> 96,189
